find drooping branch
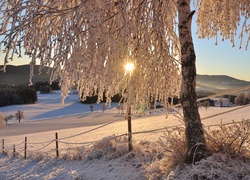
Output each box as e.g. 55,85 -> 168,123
0,0 -> 181,106
195,0 -> 249,49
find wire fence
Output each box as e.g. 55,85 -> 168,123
2,117 -> 250,159
1,85 -> 250,159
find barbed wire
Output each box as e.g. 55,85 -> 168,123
202,104 -> 250,121
3,118 -> 250,155
30,141 -> 54,152
29,149 -> 55,154
2,118 -> 250,157
27,139 -> 55,145
204,118 -> 250,129
14,141 -> 25,147
58,116 -> 124,141
57,140 -> 98,145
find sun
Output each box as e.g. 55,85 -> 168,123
124,62 -> 134,74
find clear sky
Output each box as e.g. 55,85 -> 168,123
192,14 -> 250,82
193,30 -> 250,82
1,15 -> 250,81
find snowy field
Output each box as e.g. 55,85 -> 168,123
0,92 -> 250,179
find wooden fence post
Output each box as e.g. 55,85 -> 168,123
13,144 -> 15,157
2,139 -> 4,154
55,132 -> 59,158
128,106 -> 133,152
24,137 -> 27,159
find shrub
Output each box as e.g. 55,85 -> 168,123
15,110 -> 24,123
235,92 -> 248,106
143,127 -> 188,179
203,101 -> 210,110
205,119 -> 250,157
39,85 -> 52,94
144,119 -> 250,179
87,135 -> 128,160
4,114 -> 13,125
34,81 -> 60,91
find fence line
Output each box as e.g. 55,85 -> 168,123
2,118 -> 250,159
57,117 -> 124,141
58,140 -> 99,145
27,139 -> 55,145
31,141 -> 54,152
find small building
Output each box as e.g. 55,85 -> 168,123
210,98 -> 230,107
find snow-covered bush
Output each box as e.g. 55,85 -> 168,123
58,135 -> 161,162
144,120 -> 250,179
4,114 -> 13,125
15,110 -> 24,123
87,135 -> 128,160
170,153 -> 250,179
144,127 -> 188,179
61,147 -> 86,160
205,119 -> 250,157
29,152 -> 45,161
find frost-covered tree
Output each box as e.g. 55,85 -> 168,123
0,0 -> 249,163
203,101 -> 210,110
4,114 -> 13,125
235,92 -> 247,106
15,110 -> 24,123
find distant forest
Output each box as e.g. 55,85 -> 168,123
0,84 -> 37,107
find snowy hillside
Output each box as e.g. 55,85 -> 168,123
0,92 -> 250,179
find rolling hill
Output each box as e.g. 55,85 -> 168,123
196,74 -> 250,96
1,65 -> 250,96
0,64 -> 51,85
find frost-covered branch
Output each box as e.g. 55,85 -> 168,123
196,0 -> 249,49
0,0 -> 181,106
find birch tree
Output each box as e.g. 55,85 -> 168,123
0,0 -> 249,163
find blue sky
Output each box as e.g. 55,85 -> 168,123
195,36 -> 250,81
192,12 -> 250,82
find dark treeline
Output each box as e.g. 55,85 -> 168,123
0,84 -> 37,107
33,81 -> 60,92
81,93 -> 123,104
81,92 -> 180,108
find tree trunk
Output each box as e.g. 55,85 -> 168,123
178,0 -> 207,163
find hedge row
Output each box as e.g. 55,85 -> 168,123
0,84 -> 37,107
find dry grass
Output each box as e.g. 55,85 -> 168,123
143,119 -> 250,179
61,147 -> 86,160
86,135 -> 128,160
205,119 -> 250,157
144,127 -> 188,179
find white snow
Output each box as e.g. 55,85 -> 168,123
0,92 -> 250,180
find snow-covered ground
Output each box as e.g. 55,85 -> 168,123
0,92 -> 250,179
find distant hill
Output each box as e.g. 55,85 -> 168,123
1,65 -> 250,96
196,74 -> 250,96
0,65 -> 51,85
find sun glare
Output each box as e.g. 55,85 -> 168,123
125,62 -> 134,74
